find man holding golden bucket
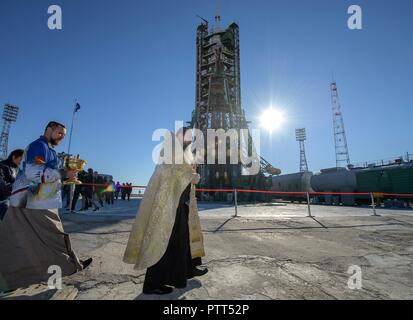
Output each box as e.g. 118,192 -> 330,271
0,121 -> 92,293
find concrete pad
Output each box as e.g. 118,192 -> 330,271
1,199 -> 412,300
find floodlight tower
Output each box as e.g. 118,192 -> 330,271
0,104 -> 19,160
330,81 -> 350,168
295,128 -> 308,172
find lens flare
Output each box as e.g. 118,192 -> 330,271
259,108 -> 285,132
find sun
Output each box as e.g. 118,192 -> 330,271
259,108 -> 285,132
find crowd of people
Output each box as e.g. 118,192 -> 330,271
119,182 -> 133,201
0,155 -> 137,216
61,175 -> 135,213
0,149 -> 136,218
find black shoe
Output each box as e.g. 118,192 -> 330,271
189,267 -> 208,279
93,207 -> 100,212
143,285 -> 173,295
81,258 -> 93,270
0,289 -> 15,295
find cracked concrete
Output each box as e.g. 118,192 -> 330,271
1,200 -> 412,300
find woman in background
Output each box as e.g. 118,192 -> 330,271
0,149 -> 24,220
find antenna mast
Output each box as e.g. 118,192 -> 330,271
330,80 -> 351,168
214,0 -> 221,32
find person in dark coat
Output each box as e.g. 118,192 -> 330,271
126,182 -> 132,201
69,170 -> 87,213
0,149 -> 24,220
84,168 -> 99,211
94,172 -> 105,207
121,183 -> 127,200
62,184 -> 71,210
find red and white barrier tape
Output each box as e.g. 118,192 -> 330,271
77,183 -> 413,197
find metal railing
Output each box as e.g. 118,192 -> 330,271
195,188 -> 413,218
76,183 -> 413,218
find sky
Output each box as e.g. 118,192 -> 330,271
0,0 -> 412,185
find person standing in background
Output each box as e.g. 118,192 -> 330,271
115,181 -> 121,200
0,149 -> 24,220
104,176 -> 115,205
62,184 -> 71,210
121,183 -> 127,200
126,182 -> 132,201
94,172 -> 105,207
69,169 -> 87,213
85,168 -> 99,212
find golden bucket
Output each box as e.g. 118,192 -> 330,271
63,155 -> 87,185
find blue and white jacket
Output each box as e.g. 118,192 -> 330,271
10,136 -> 63,209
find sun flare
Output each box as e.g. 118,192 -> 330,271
259,108 -> 285,132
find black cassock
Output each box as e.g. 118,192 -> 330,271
143,183 -> 201,291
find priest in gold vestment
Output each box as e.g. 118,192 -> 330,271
123,128 -> 207,294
